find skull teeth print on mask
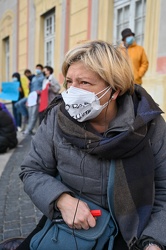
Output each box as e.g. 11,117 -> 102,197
61,86 -> 111,122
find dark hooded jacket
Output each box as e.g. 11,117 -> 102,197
0,105 -> 18,153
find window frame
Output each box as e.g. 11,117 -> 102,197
44,12 -> 55,67
134,0 -> 146,45
4,37 -> 10,81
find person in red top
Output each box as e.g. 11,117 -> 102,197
39,66 -> 60,123
121,28 -> 149,85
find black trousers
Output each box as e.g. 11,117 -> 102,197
113,232 -> 128,250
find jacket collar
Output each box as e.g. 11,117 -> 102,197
128,41 -> 137,48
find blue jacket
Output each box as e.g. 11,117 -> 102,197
30,73 -> 44,92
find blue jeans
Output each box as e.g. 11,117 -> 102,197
12,101 -> 21,127
14,97 -> 28,117
25,104 -> 39,133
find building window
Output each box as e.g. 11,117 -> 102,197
114,0 -> 146,45
116,5 -> 130,43
44,11 -> 55,66
134,0 -> 146,45
4,37 -> 10,81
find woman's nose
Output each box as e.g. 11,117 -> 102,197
71,82 -> 80,88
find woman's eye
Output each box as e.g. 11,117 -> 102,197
66,80 -> 72,84
81,81 -> 89,85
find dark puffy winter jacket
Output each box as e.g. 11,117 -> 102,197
0,108 -> 18,153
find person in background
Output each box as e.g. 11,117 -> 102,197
18,40 -> 166,250
121,28 -> 149,85
39,65 -> 60,123
15,69 -> 35,132
0,102 -> 18,153
23,64 -> 44,135
24,69 -> 35,93
12,72 -> 24,131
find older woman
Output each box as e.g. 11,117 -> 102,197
19,40 -> 166,250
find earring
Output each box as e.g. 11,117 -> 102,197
111,95 -> 114,100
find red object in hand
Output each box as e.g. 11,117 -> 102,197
90,210 -> 102,217
53,210 -> 102,224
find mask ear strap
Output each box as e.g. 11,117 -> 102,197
97,86 -> 111,96
98,86 -> 111,100
102,88 -> 116,108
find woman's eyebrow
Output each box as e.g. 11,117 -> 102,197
77,76 -> 94,81
66,75 -> 95,82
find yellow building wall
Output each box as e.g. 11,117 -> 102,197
98,0 -> 114,42
143,0 -> 166,119
69,0 -> 88,48
68,0 -> 114,48
18,0 -> 29,74
0,10 -> 14,83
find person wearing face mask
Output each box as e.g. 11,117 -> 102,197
23,64 -> 44,135
39,66 -> 60,123
24,69 -> 35,93
14,40 -> 166,250
121,28 -> 149,85
12,72 -> 24,130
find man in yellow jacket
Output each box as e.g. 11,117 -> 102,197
121,28 -> 149,85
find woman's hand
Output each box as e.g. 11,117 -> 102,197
56,193 -> 96,230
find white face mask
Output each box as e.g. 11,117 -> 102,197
61,86 -> 111,122
12,77 -> 18,82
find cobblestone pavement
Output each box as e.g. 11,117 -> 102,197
0,135 -> 43,242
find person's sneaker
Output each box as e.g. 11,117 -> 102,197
17,127 -> 22,132
21,116 -> 28,132
0,237 -> 25,250
22,130 -> 28,135
22,130 -> 35,136
22,130 -> 31,135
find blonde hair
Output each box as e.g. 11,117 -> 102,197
62,40 -> 134,95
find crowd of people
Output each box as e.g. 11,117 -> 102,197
12,64 -> 60,135
0,64 -> 60,154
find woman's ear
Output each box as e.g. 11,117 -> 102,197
111,89 -> 120,100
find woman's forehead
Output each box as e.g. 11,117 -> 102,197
67,62 -> 98,77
